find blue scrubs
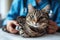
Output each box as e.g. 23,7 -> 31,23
3,0 -> 60,27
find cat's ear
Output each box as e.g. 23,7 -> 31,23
41,9 -> 48,14
41,4 -> 50,13
28,4 -> 35,13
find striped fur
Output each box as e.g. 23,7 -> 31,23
17,4 -> 49,37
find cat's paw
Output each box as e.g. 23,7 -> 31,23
21,33 -> 30,38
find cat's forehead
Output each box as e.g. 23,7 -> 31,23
28,8 -> 48,16
33,9 -> 43,15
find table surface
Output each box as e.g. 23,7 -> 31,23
0,29 -> 60,40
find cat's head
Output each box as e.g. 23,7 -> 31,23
26,4 -> 49,29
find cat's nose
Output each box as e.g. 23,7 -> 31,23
34,22 -> 38,26
35,19 -> 37,23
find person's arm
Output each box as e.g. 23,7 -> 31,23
2,0 -> 20,34
57,6 -> 60,27
45,0 -> 60,33
49,0 -> 60,27
37,0 -> 59,33
3,0 -> 20,26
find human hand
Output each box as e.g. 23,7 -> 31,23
6,20 -> 19,34
47,20 -> 58,34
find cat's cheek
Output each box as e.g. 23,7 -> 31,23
26,17 -> 29,21
39,23 -> 48,29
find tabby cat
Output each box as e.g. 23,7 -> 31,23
17,4 -> 49,37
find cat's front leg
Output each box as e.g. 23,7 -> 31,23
21,32 -> 30,38
17,26 -> 30,37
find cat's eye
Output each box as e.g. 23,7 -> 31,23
31,16 -> 34,18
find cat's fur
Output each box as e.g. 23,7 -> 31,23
17,4 -> 49,37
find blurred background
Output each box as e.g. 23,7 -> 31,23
0,0 -> 12,27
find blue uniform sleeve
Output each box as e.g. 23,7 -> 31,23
49,0 -> 60,27
56,6 -> 60,27
3,0 -> 20,26
37,0 -> 60,27
3,0 -> 37,26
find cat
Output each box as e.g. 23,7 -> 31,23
2,4 -> 58,37
17,4 -> 49,37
